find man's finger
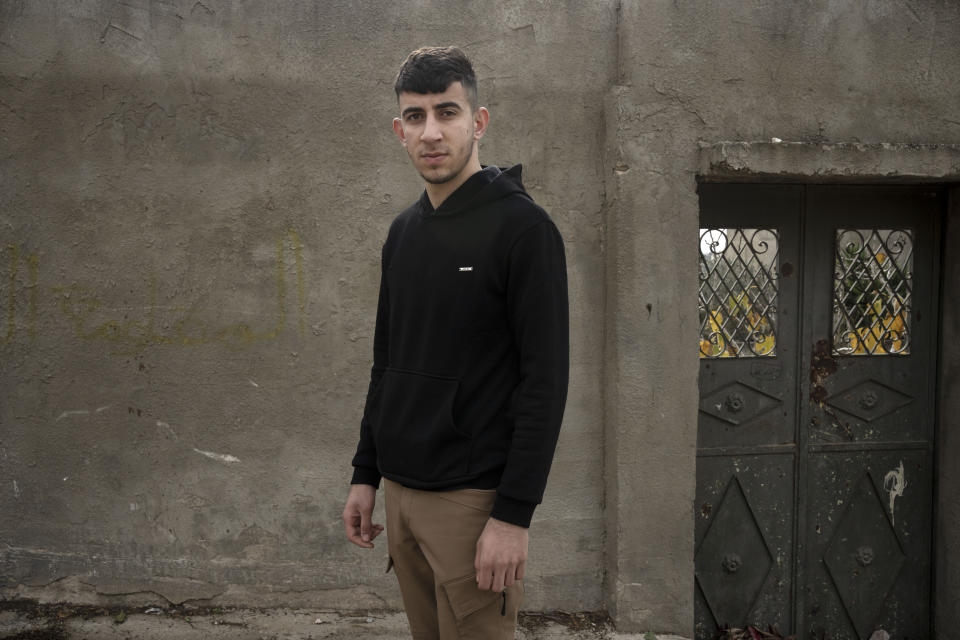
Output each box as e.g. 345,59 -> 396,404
491,566 -> 506,593
342,510 -> 358,542
343,511 -> 373,548
476,560 -> 493,591
349,533 -> 374,549
474,544 -> 487,589
360,509 -> 372,543
516,560 -> 526,581
477,571 -> 492,591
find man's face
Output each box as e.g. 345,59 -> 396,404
392,82 -> 488,186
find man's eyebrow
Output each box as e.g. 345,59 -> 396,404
400,101 -> 464,118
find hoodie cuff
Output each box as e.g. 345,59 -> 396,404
490,493 -> 536,528
351,466 -> 382,488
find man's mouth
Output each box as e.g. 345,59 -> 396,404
422,152 -> 448,165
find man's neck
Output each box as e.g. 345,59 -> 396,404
425,161 -> 483,209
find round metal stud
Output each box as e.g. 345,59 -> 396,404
722,553 -> 742,573
725,393 -> 745,413
858,390 -> 879,410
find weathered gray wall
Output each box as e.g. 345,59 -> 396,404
0,0 -> 611,612
3,0 -> 959,636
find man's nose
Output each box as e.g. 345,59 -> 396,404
420,114 -> 442,141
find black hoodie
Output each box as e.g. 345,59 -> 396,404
350,165 -> 569,528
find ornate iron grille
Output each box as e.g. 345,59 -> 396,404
699,228 -> 779,358
833,229 -> 913,356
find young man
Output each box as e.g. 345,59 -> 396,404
342,46 -> 569,639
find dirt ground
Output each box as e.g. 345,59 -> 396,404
0,601 -> 689,640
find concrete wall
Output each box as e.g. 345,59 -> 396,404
2,1 -> 959,637
0,0 -> 611,612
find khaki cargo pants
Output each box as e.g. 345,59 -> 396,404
384,478 -> 523,639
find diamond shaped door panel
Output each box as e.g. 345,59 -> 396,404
809,365 -> 926,445
700,382 -> 782,426
823,474 -> 906,639
825,379 -> 912,423
698,377 -> 791,448
697,477 -> 773,625
694,455 -> 794,639
809,373 -> 926,446
805,451 -> 932,640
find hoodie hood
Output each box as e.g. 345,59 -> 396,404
418,164 -> 528,217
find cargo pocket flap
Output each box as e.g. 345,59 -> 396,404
441,574 -> 501,621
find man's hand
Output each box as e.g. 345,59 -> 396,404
474,517 -> 528,591
342,484 -> 384,549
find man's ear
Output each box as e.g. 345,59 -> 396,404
393,117 -> 406,146
473,107 -> 490,140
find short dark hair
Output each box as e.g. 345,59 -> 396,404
394,46 -> 478,110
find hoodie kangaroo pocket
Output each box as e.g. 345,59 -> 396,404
370,369 -> 471,483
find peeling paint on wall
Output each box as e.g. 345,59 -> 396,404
155,421 -> 178,440
193,448 -> 241,464
56,410 -> 90,421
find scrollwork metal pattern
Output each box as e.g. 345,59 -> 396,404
833,229 -> 912,356
699,228 -> 779,358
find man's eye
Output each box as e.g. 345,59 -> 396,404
407,114 -> 422,122
441,110 -> 456,117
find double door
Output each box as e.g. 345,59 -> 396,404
695,184 -> 942,639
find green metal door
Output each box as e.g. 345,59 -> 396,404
695,184 -> 942,640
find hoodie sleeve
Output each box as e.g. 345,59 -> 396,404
350,244 -> 390,487
491,219 -> 569,527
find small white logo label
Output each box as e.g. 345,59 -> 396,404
459,267 -> 473,271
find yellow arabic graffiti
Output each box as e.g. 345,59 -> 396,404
2,230 -> 305,350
